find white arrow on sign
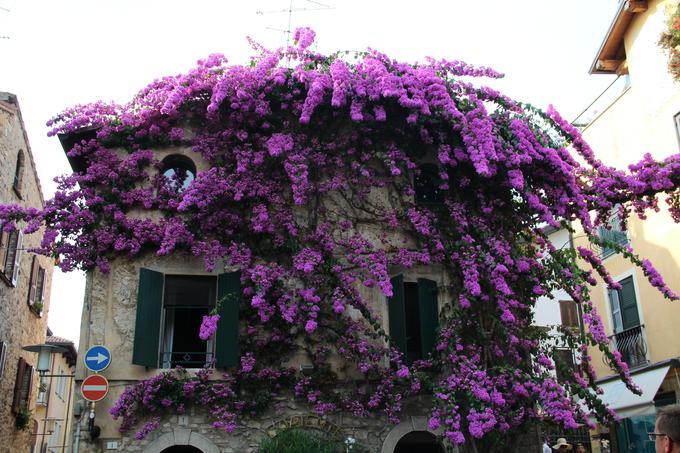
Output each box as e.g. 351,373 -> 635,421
86,352 -> 108,364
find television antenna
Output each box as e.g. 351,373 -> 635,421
256,0 -> 334,48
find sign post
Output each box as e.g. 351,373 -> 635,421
81,374 -> 109,402
84,345 -> 111,372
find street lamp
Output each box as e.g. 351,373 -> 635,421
22,344 -> 67,375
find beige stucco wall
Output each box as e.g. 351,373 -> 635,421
0,96 -> 53,452
578,0 -> 680,377
33,351 -> 76,453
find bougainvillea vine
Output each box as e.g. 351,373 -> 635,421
3,28 -> 680,450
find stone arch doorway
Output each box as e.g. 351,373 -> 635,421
394,431 -> 444,453
381,416 -> 457,453
161,447 -> 204,453
142,428 -> 219,453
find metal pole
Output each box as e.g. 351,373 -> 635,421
41,355 -> 56,453
59,372 -> 74,452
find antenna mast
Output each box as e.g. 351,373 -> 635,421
256,0 -> 334,48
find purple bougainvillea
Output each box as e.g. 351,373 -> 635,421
4,28 -> 680,449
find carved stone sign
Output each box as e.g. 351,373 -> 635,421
265,414 -> 344,439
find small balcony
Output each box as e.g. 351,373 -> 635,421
161,350 -> 214,369
604,325 -> 648,370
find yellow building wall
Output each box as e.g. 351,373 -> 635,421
578,0 -> 680,377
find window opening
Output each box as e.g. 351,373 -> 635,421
599,208 -> 628,258
607,276 -> 646,368
13,150 -> 24,195
404,282 -> 423,362
162,275 -> 216,368
414,163 -> 444,205
161,154 -> 196,191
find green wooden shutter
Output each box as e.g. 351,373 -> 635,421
418,278 -> 439,358
388,275 -> 407,356
618,276 -> 640,330
132,268 -> 164,368
216,272 -> 240,369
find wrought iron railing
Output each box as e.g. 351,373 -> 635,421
161,351 -> 214,369
604,325 -> 648,370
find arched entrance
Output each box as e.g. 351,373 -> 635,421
394,431 -> 444,453
161,447 -> 203,453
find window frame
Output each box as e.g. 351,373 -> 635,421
598,208 -> 629,259
12,357 -> 34,414
160,274 -> 217,369
12,150 -> 24,198
0,341 -> 7,380
387,274 -> 440,363
1,227 -> 22,287
27,255 -> 46,314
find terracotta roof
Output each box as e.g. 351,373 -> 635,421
46,335 -> 78,367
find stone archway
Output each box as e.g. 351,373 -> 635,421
381,417 -> 457,453
142,428 -> 219,453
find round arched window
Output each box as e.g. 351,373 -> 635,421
161,154 -> 196,191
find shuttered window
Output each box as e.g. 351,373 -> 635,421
608,276 -> 640,333
132,268 -> 240,370
27,256 -> 46,309
559,300 -> 579,329
12,358 -> 34,414
1,228 -> 22,286
388,275 -> 439,362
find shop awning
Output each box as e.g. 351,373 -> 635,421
596,365 -> 670,419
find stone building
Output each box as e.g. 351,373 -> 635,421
67,174 -> 453,452
0,92 -> 54,452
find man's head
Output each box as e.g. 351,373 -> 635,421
653,405 -> 680,453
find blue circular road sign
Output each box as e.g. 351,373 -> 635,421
84,345 -> 111,372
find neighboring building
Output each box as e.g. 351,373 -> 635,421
573,1 -> 680,451
32,328 -> 77,453
0,92 -> 54,453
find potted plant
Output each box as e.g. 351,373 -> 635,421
658,4 -> 680,81
15,403 -> 32,431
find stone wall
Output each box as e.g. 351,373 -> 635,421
74,395 -> 437,453
0,93 -> 53,452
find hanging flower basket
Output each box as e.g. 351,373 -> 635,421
658,4 -> 680,81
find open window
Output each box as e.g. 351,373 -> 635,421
414,163 -> 444,205
387,275 -> 439,362
160,154 -> 196,192
161,275 -> 216,368
132,269 -> 240,369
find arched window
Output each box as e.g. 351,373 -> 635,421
414,163 -> 443,205
13,150 -> 24,195
160,154 -> 196,191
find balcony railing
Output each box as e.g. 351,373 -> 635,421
604,325 -> 648,370
161,351 -> 214,369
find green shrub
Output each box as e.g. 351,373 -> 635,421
260,429 -> 344,453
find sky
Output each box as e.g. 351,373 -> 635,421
0,0 -> 620,345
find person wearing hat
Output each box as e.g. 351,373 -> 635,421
552,438 -> 572,451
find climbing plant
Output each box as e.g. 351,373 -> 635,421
3,28 -> 680,450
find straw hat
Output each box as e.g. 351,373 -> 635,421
552,438 -> 573,450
